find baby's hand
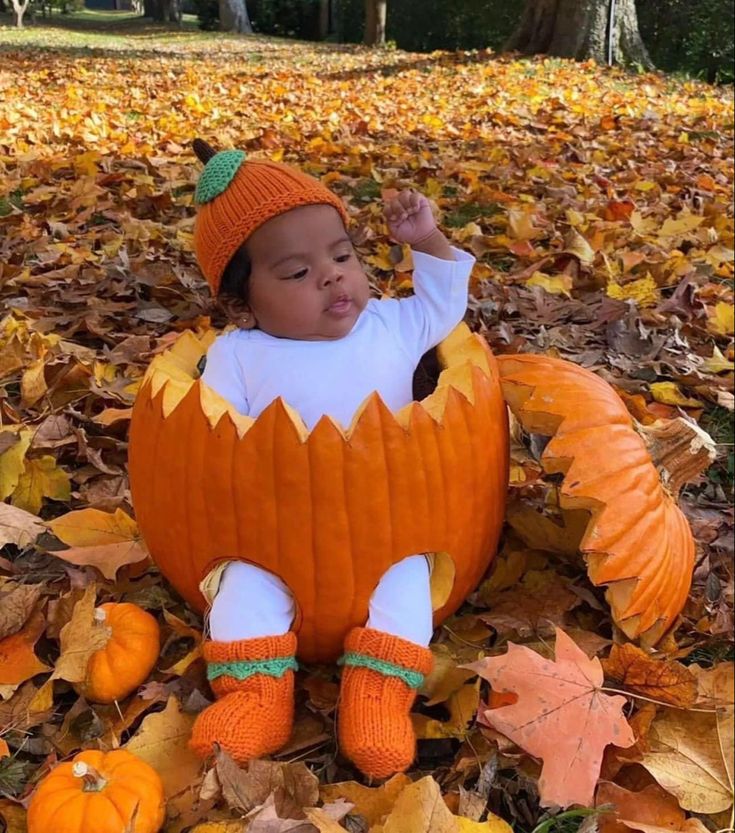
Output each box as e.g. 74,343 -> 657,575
383,189 -> 437,247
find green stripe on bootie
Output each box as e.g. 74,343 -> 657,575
207,655 -> 298,682
195,149 -> 247,205
338,651 -> 425,689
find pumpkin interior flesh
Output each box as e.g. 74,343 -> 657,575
497,353 -> 697,645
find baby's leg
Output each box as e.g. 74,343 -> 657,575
366,554 -> 433,645
208,561 -> 295,640
339,554 -> 434,779
190,562 -> 297,764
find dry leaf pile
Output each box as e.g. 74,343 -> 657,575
0,22 -> 733,833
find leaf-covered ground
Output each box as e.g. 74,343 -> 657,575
0,15 -> 733,833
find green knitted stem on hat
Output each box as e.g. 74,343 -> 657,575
338,652 -> 425,689
207,655 -> 298,682
195,149 -> 247,205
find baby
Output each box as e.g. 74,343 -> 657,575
187,138 -> 475,778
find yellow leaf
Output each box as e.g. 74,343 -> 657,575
49,507 -> 139,547
11,455 -> 71,515
526,272 -> 573,297
634,180 -> 657,191
649,382 -> 703,408
379,776 -> 457,833
563,228 -> 595,265
701,346 -> 734,374
606,274 -> 660,308
658,212 -> 704,238
125,696 -> 200,800
52,585 -> 111,684
21,358 -> 47,408
457,814 -> 514,833
0,429 -> 32,502
508,208 -> 536,241
708,302 -> 735,336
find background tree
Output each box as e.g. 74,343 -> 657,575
363,0 -> 385,45
219,0 -> 253,31
9,0 -> 31,27
506,0 -> 653,67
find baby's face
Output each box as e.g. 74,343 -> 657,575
244,204 -> 371,341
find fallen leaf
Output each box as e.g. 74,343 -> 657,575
595,781 -> 687,833
51,584 -> 111,684
11,454 -> 71,514
649,382 -> 703,408
0,609 -> 50,695
466,627 -> 635,808
601,643 -> 697,707
0,502 -> 45,549
457,816 -> 514,833
640,707 -> 732,814
0,583 -> 43,641
707,302 -> 735,335
375,776 -> 457,833
320,775 -> 411,827
125,695 -> 201,801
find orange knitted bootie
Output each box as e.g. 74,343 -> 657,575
338,627 -> 434,779
189,632 -> 297,763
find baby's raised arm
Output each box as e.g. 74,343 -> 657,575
384,189 -> 455,261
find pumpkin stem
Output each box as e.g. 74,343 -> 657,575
638,417 -> 717,498
93,607 -> 107,624
72,761 -> 108,792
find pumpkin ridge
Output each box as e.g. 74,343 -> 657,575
497,353 -> 697,644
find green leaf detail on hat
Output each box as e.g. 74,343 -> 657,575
195,149 -> 247,205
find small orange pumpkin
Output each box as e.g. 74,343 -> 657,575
27,749 -> 165,833
129,323 -> 509,662
497,353 -> 715,644
74,603 -> 160,704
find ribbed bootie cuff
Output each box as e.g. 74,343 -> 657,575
204,632 -> 298,682
338,627 -> 434,689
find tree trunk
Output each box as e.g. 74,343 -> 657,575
10,0 -> 30,27
363,0 -> 386,46
317,0 -> 329,39
219,0 -> 253,32
506,0 -> 653,68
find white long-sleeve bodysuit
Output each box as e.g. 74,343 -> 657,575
201,246 -> 475,645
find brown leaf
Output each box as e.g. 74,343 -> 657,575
0,503 -> 45,549
0,583 -> 43,640
51,584 -> 110,684
595,781 -> 685,833
466,627 -> 635,808
215,750 -> 319,819
602,644 -> 698,707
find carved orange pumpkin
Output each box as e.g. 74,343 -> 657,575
497,354 -> 714,645
27,749 -> 165,833
129,324 -> 509,662
74,603 -> 160,704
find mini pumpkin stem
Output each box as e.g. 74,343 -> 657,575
93,607 -> 107,624
72,761 -> 108,792
638,417 -> 717,498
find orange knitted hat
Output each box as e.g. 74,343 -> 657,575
192,139 -> 349,295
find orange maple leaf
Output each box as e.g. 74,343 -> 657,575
467,628 -> 635,809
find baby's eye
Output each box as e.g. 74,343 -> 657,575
288,269 -> 308,280
335,254 -> 351,262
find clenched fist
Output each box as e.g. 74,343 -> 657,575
383,189 -> 437,247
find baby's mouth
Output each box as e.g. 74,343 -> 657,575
327,295 -> 352,314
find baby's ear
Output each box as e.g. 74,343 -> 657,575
218,294 -> 256,330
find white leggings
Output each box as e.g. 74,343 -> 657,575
208,555 -> 433,647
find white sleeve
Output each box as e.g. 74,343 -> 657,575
200,332 -> 250,415
392,245 -> 474,363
